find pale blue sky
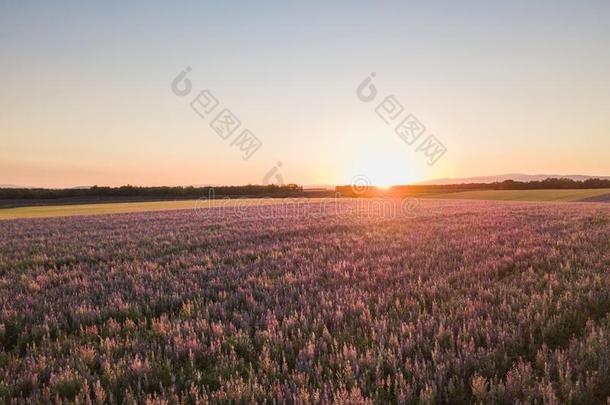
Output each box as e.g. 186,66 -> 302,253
1,1 -> 609,187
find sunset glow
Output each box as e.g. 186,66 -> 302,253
3,2 -> 610,404
2,2 -> 609,187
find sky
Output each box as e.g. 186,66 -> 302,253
1,0 -> 609,188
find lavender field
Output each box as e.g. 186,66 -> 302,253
1,199 -> 610,404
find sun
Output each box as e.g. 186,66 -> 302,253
375,180 -> 393,189
350,154 -> 421,188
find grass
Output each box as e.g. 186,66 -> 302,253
431,188 -> 610,202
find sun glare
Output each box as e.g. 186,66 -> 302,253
348,153 -> 423,188
375,181 -> 393,189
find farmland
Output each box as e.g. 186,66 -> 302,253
2,188 -> 610,221
0,199 -> 288,221
1,199 -> 610,403
431,188 -> 610,202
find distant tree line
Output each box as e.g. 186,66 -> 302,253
336,177 -> 610,197
495,178 -> 610,190
2,178 -> 609,201
0,184 -> 303,200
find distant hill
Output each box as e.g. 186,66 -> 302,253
420,174 -> 610,185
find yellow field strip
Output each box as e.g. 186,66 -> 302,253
430,189 -> 610,202
0,199 -> 287,220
